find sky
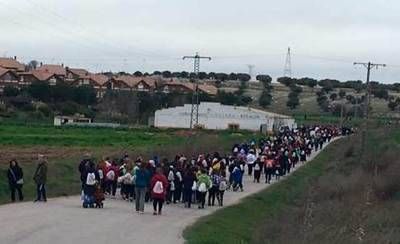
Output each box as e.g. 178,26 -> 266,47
0,0 -> 399,83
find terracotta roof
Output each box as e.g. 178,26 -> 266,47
68,68 -> 89,77
198,84 -> 218,95
114,75 -> 157,88
36,64 -> 66,76
0,58 -> 25,71
0,67 -> 10,77
31,70 -> 56,81
80,74 -> 109,86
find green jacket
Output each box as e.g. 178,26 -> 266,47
33,161 -> 47,185
197,174 -> 212,189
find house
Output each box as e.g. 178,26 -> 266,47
107,75 -> 158,92
198,84 -> 218,96
0,57 -> 25,72
65,67 -> 90,82
19,70 -> 65,86
159,80 -> 194,94
0,67 -> 19,93
36,64 -> 67,78
71,74 -> 110,98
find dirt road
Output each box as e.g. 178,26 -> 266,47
0,140 -> 338,244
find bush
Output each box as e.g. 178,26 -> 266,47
3,86 -> 20,97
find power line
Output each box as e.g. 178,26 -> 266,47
353,61 -> 386,156
182,52 -> 211,129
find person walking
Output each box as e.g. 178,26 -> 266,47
134,163 -> 150,214
150,168 -> 168,215
182,167 -> 196,208
197,169 -> 211,209
7,160 -> 24,202
33,155 -> 48,202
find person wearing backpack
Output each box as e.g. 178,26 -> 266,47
197,169 -> 211,209
253,157 -> 262,183
33,155 -> 48,202
7,159 -> 24,202
182,167 -> 196,208
173,168 -> 183,203
150,167 -> 168,215
83,161 -> 99,208
135,163 -> 150,214
106,161 -> 119,197
166,165 -> 175,204
208,170 -> 220,206
217,171 -> 228,206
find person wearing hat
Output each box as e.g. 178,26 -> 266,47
33,154 -> 48,202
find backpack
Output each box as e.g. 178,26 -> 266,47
198,182 -> 207,193
86,173 -> 96,186
219,180 -> 227,191
106,170 -> 115,181
152,180 -> 164,194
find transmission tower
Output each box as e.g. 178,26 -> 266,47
283,47 -> 292,77
183,52 -> 212,129
247,64 -> 255,81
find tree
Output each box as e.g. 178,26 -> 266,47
198,72 -> 208,80
50,82 -> 73,102
339,90 -> 346,99
28,81 -> 51,102
228,73 -> 238,81
180,71 -> 189,78
3,86 -> 20,97
256,75 -> 272,88
237,73 -> 251,82
287,93 -> 300,109
297,77 -> 318,88
277,77 -> 296,87
171,72 -> 181,78
133,71 -> 143,77
27,60 -> 39,71
388,100 -> 398,111
73,85 -> 97,105
208,72 -> 216,80
215,73 -> 228,82
330,93 -> 338,101
161,71 -> 172,78
259,90 -> 272,108
372,88 -> 389,100
153,71 -> 161,76
289,84 -> 303,94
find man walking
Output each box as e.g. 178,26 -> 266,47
33,154 -> 48,202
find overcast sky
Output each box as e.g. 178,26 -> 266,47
0,0 -> 399,82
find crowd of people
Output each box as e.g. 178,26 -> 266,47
6,125 -> 352,214
76,125 -> 349,215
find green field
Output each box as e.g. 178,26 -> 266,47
0,124 -> 260,204
184,127 -> 400,243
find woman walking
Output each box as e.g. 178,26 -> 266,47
7,160 -> 24,202
134,163 -> 150,214
150,168 -> 168,215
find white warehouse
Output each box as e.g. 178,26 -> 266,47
154,102 -> 296,132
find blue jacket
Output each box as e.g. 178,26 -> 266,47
135,168 -> 150,188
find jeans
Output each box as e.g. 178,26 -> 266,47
217,190 -> 225,206
135,187 -> 146,212
10,184 -> 23,202
254,170 -> 261,183
36,184 -> 46,201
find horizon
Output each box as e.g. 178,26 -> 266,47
0,0 -> 399,83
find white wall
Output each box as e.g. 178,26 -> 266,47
155,102 -> 295,131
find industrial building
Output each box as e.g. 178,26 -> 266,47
154,102 -> 296,132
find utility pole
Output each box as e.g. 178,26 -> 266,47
283,47 -> 292,78
353,62 -> 386,155
183,52 -> 211,129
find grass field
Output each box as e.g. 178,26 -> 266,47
0,124 -> 260,204
184,127 -> 400,243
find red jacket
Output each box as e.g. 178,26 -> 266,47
150,173 -> 169,200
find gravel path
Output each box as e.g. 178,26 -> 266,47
0,139 -> 338,244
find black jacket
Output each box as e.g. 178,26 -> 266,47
7,166 -> 23,186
